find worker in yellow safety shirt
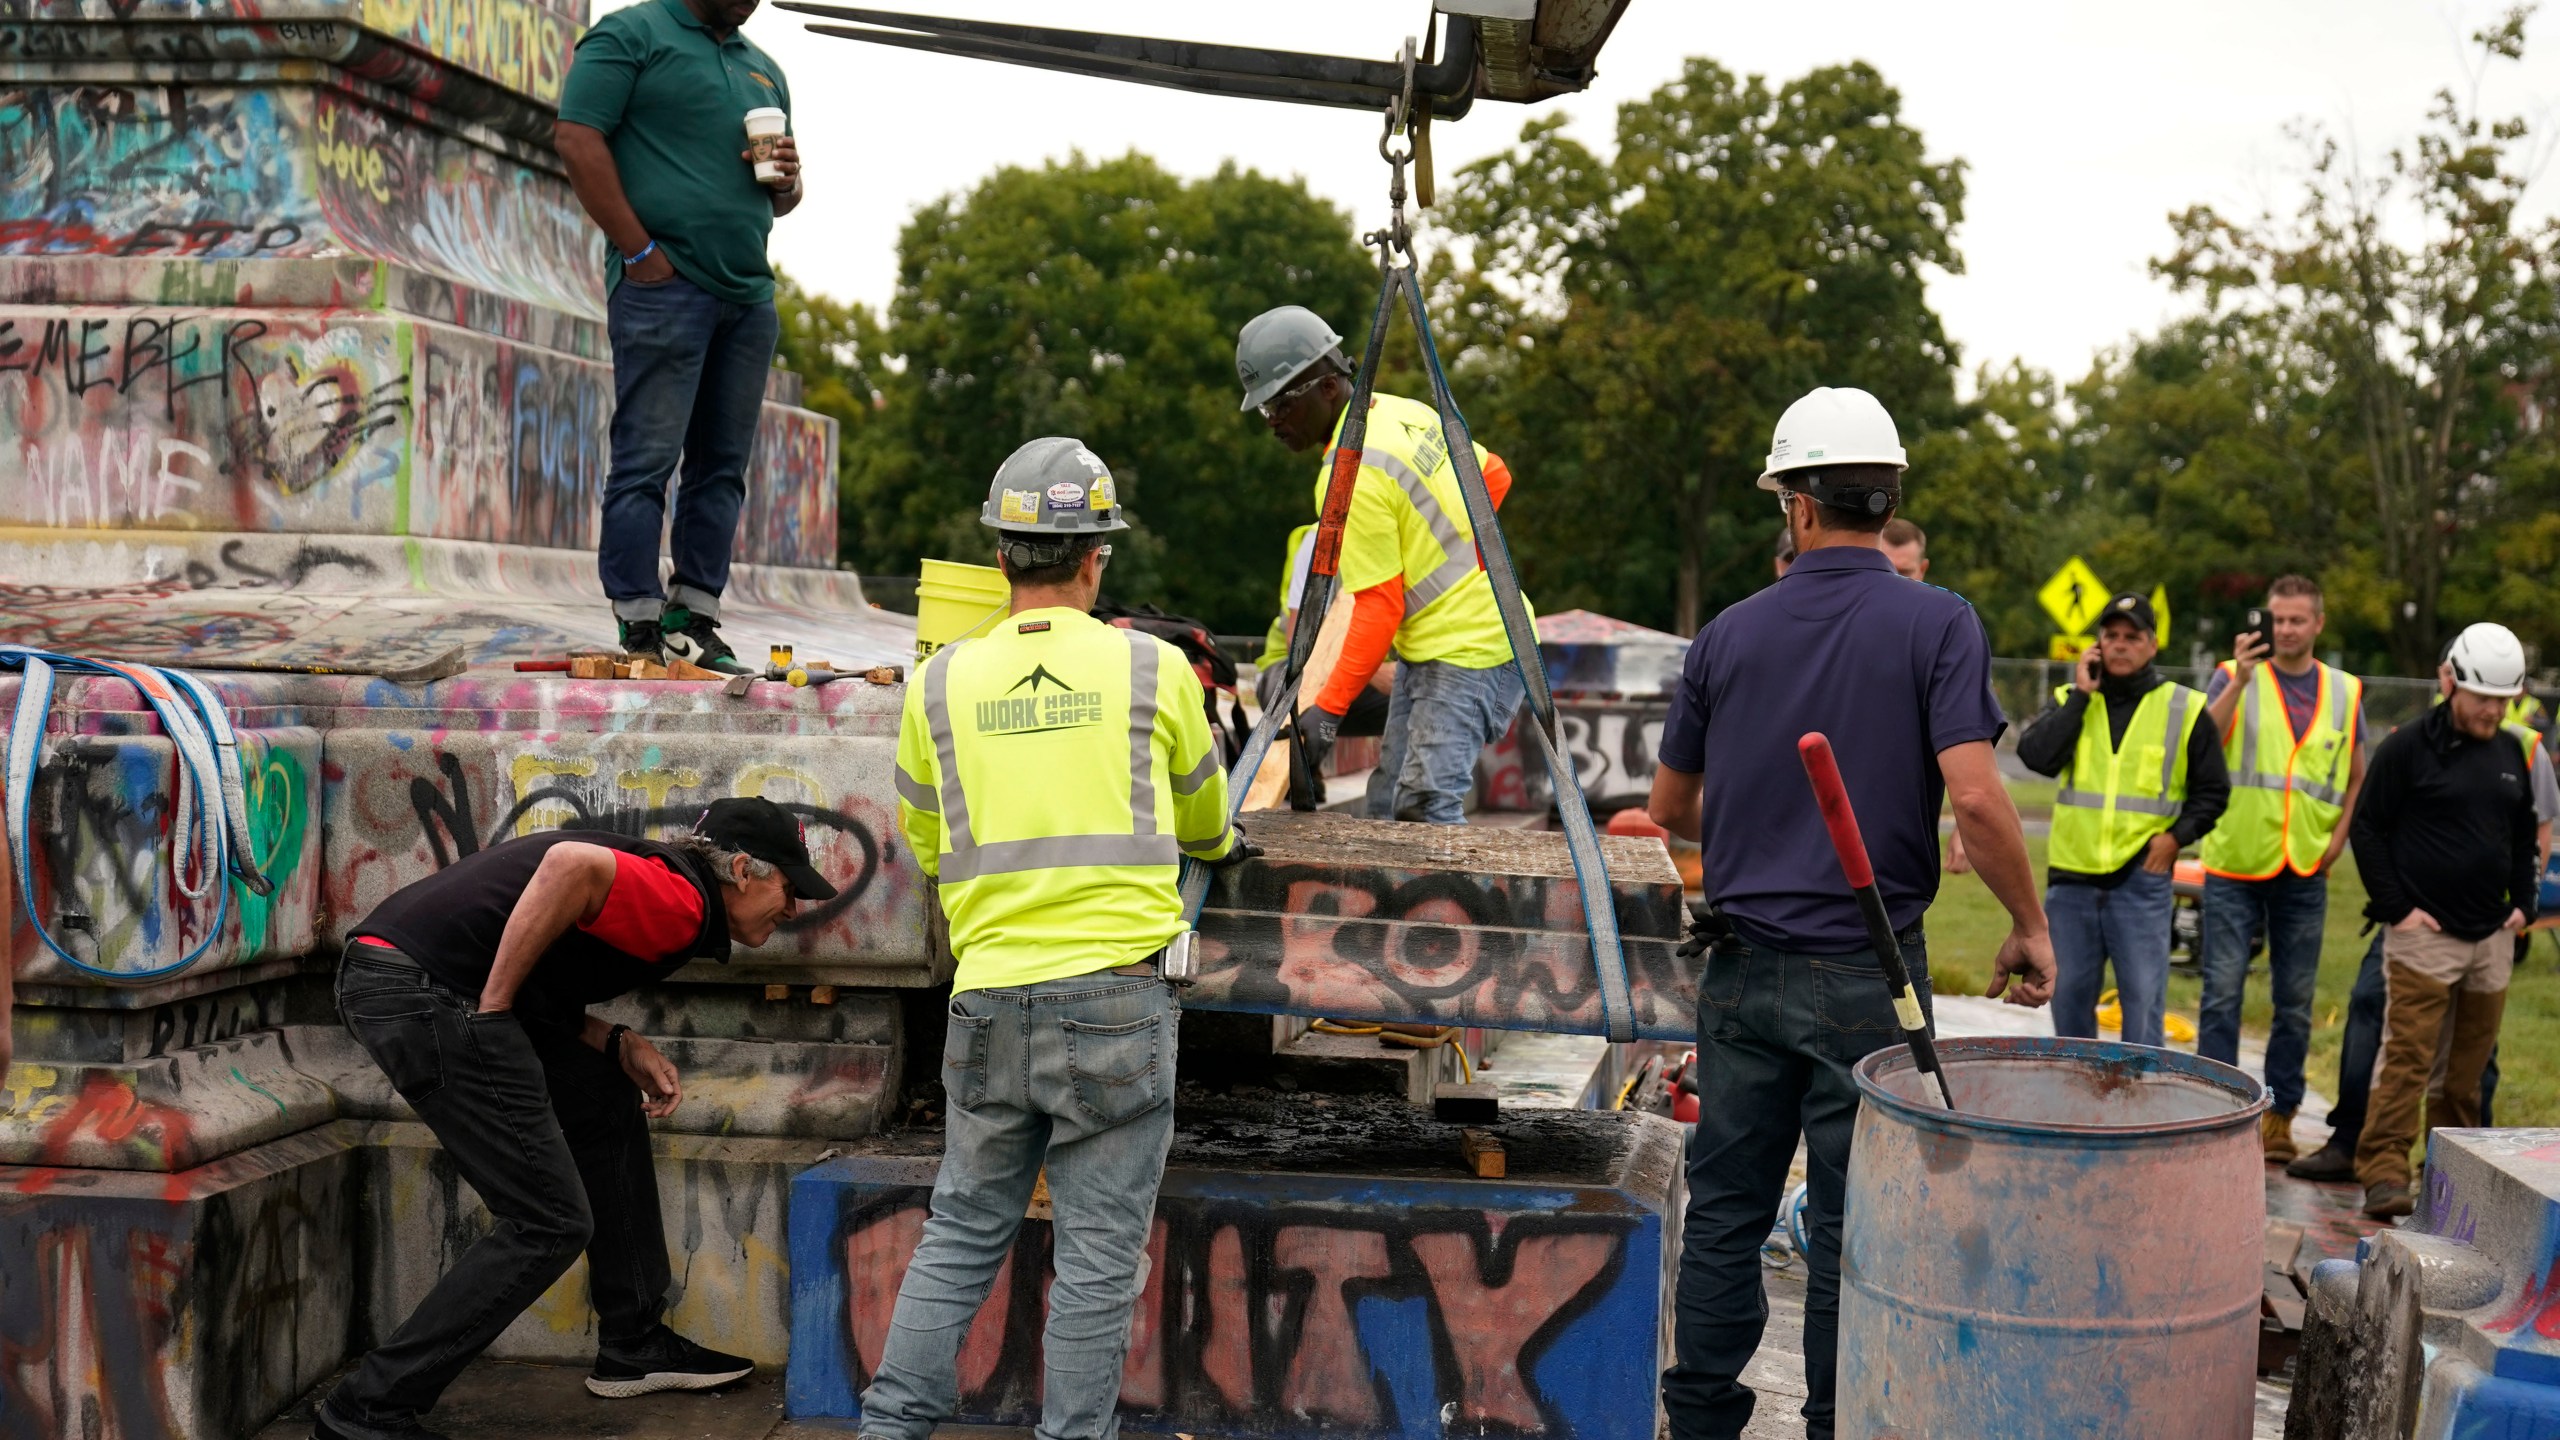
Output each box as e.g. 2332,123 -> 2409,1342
866,436 -> 1260,1440
2013,591 -> 2228,1049
2194,573 -> 2368,1165
1238,304 -> 1529,824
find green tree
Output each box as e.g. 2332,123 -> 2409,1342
2143,4 -> 2560,672
772,267 -> 890,565
1430,60 -> 1966,634
839,153 -> 1378,633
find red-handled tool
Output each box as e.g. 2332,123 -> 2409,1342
1797,732 -> 1957,1111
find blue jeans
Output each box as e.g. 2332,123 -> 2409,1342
1664,928 -> 1931,1440
1367,657 -> 1526,824
860,972 -> 1178,1440
598,274 -> 780,623
2198,871 -> 2328,1112
2047,867 -> 2176,1047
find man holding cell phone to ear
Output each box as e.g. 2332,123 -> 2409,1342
555,0 -> 803,676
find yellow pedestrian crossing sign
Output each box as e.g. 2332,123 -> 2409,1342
2038,556 -> 2108,635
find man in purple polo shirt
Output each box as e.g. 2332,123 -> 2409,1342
1646,387 -> 2056,1440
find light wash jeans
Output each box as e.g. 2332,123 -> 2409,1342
2197,870 -> 2328,1113
1368,656 -> 1526,825
2048,867 -> 2177,1047
859,972 -> 1177,1440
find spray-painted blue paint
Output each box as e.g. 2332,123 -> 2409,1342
786,1152 -> 1671,1440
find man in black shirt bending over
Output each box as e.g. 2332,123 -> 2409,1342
318,797 -> 840,1440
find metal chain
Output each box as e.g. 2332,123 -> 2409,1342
1364,37 -> 1418,257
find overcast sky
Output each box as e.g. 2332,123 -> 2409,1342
643,0 -> 2560,385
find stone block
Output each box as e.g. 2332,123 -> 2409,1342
0,1120 -> 364,1440
357,1119 -> 830,1367
784,1094 -> 1683,1440
1188,810 -> 1699,1039
0,1027 -> 337,1170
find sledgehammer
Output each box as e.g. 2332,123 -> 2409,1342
1797,732 -> 1957,1111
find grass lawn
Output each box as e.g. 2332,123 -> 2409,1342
1927,787 -> 2560,1128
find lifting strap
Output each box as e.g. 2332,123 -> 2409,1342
1,645 -> 273,983
1180,251 -> 1635,1044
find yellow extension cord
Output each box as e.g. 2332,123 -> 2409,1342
1309,1019 -> 1473,1083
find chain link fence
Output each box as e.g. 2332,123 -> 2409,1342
1989,658 -> 2452,737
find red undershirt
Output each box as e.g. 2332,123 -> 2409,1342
356,851 -> 704,962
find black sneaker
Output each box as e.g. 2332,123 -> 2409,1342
313,1409 -> 451,1439
2285,1141 -> 2357,1182
661,607 -> 749,675
618,616 -> 667,663
586,1325 -> 753,1398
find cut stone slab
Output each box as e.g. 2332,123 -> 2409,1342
786,1092 -> 1684,1440
1189,809 -> 1697,1039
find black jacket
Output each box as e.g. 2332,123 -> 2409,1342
2017,665 -> 2231,886
2351,705 -> 2541,941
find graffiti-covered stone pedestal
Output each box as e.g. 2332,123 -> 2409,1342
786,1093 -> 1685,1440
2290,1129 -> 2560,1437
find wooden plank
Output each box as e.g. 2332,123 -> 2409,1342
1460,1128 -> 1505,1178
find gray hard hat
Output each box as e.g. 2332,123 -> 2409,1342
1236,305 -> 1347,412
980,437 -> 1130,536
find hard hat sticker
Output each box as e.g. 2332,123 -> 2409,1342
1074,447 -> 1109,476
1046,482 -> 1088,510
1000,489 -> 1043,524
1090,479 -> 1116,509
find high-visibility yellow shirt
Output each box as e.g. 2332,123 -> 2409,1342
1318,392 -> 1525,668
2048,681 -> 2207,874
2200,660 -> 2361,880
895,607 -> 1239,995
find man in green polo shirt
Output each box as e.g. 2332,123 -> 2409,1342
555,0 -> 803,673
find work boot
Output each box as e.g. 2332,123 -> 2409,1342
2260,1109 -> 2298,1164
2362,1180 -> 2415,1220
661,607 -> 749,675
587,1324 -> 754,1398
618,616 -> 667,663
2285,1140 -> 2358,1182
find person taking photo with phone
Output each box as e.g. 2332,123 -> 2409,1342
2194,575 -> 2367,1164
2014,593 -> 2228,1047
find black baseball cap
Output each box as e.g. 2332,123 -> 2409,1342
2096,592 -> 2158,635
697,797 -> 838,901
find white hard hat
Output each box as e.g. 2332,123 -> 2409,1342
1758,386 -> 1909,491
2446,622 -> 2529,698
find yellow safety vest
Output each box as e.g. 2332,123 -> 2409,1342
1318,392 -> 1526,668
894,607 -> 1239,995
2509,694 -> 2547,731
2049,682 -> 2207,874
2199,660 -> 2361,880
1260,521 -> 1317,674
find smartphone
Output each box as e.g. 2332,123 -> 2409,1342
2245,607 -> 2269,638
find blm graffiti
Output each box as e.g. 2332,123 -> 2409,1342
793,1180 -> 1663,1440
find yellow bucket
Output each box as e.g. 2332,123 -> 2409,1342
915,558 -> 1010,659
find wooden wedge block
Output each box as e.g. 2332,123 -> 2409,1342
764,983 -> 791,1001
865,665 -> 905,684
665,656 -> 724,681
1460,1128 -> 1505,1179
624,657 -> 669,681
810,985 -> 837,1005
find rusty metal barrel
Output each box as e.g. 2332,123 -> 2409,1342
1839,1036 -> 2268,1439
